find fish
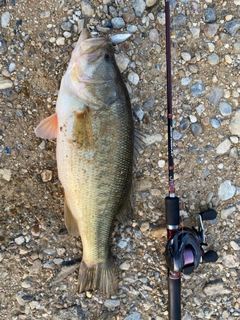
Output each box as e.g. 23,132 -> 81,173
35,29 -> 134,296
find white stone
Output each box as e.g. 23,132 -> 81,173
56,37 -> 65,46
158,159 -> 165,168
218,180 -> 236,201
143,133 -> 162,146
119,261 -> 131,270
189,115 -> 197,123
128,71 -> 139,85
181,52 -> 191,61
15,236 -> 25,245
221,206 -> 236,219
230,241 -> 240,250
1,12 -> 10,28
216,138 -> 231,154
115,53 -> 130,72
225,54 -> 233,64
229,110 -> 240,135
0,169 -> 12,181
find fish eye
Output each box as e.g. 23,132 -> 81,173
104,53 -> 112,61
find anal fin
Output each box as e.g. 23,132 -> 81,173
117,189 -> 134,225
64,198 -> 79,236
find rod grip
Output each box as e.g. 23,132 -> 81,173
165,196 -> 180,227
168,274 -> 181,320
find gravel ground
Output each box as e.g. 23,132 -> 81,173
0,0 -> 240,319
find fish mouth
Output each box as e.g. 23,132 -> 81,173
74,29 -> 131,62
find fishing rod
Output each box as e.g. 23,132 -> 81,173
164,1 -> 218,319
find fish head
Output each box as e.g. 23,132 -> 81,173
66,29 -> 126,108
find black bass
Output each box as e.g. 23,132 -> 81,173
35,29 -> 134,295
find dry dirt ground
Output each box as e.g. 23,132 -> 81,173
0,0 -> 240,319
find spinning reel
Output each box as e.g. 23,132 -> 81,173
165,208 -> 218,275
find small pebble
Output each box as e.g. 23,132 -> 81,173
111,17 -> 125,29
143,134 -> 162,145
173,130 -> 182,141
229,147 -> 238,158
119,261 -> 131,270
222,254 -> 239,268
43,261 -> 55,269
230,241 -> 240,251
191,122 -> 203,136
1,11 -> 10,28
127,25 -> 137,33
8,62 -> 16,73
40,11 -> 50,19
124,312 -> 141,320
172,14 -> 186,29
0,38 -> 7,54
218,180 -> 236,201
149,29 -> 159,43
56,37 -> 65,46
61,21 -> 72,31
225,19 -> 240,37
128,71 -> 139,85
15,236 -> 25,245
208,87 -> 223,105
196,104 -> 205,115
204,23 -> 219,37
41,170 -> 52,182
0,75 -> 13,89
229,110 -> 240,135
158,159 -> 165,168
181,52 -> 191,61
132,0 -> 146,18
210,118 -> 220,128
146,0 -> 157,7
133,105 -> 144,121
189,115 -> 197,123
0,168 -> 12,181
203,279 -> 231,295
104,299 -> 120,309
180,118 -> 190,132
190,81 -> 205,96
53,258 -> 64,265
21,280 -> 32,289
122,9 -> 136,24
216,138 -> 231,154
157,12 -> 165,25
43,248 -> 56,255
208,53 -> 220,65
118,240 -> 127,248
81,0 -> 94,18
219,102 -> 232,116
142,98 -> 155,111
203,8 -> 217,23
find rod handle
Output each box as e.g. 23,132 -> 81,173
166,196 -> 180,227
168,273 -> 181,320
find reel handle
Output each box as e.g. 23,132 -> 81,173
202,250 -> 218,263
200,209 -> 217,221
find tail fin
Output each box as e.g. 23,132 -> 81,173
78,259 -> 118,296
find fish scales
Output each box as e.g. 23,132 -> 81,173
35,29 -> 134,295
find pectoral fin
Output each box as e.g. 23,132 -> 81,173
35,113 -> 58,139
64,198 -> 79,236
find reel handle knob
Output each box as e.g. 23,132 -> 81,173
200,209 -> 217,221
202,250 -> 218,263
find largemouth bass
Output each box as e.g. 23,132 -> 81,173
35,29 -> 134,295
